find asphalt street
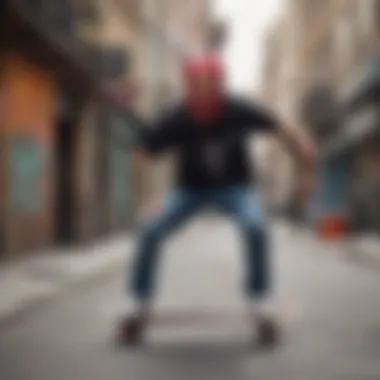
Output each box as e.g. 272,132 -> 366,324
1,219 -> 380,380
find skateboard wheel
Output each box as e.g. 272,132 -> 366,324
256,316 -> 280,348
117,316 -> 146,346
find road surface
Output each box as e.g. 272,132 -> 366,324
1,220 -> 380,380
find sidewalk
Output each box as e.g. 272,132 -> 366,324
278,220 -> 380,268
0,235 -> 133,327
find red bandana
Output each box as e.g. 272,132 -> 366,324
182,55 -> 224,124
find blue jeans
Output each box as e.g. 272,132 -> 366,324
130,186 -> 269,301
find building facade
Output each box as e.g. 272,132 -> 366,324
0,1 -> 100,256
0,0 -> 144,258
0,0 -> 213,259
261,0 -> 380,236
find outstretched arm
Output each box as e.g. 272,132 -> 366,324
274,123 -> 317,166
234,99 -> 317,165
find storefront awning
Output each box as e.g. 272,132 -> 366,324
2,1 -> 130,105
300,84 -> 340,144
321,103 -> 380,158
340,53 -> 380,110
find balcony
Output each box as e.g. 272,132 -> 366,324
8,0 -> 98,42
113,0 -> 141,25
322,102 -> 380,158
300,84 -> 341,144
88,45 -> 129,81
297,0 -> 331,24
340,53 -> 380,110
2,0 -> 128,86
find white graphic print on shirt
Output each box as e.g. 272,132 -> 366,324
201,140 -> 226,177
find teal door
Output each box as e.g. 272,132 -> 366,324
8,136 -> 42,215
109,147 -> 131,229
108,113 -> 136,230
320,153 -> 352,215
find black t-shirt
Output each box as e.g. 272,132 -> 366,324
139,97 -> 280,189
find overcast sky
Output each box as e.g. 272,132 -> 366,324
212,0 -> 281,94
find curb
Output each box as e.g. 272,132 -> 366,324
0,253 -> 129,332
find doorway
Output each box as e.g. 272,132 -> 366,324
0,48 -> 6,257
0,133 -> 5,257
94,107 -> 110,236
54,93 -> 80,246
55,117 -> 75,245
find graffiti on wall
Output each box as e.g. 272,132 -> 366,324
8,136 -> 42,214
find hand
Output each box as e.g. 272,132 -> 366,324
138,197 -> 160,221
277,125 -> 317,167
299,139 -> 318,167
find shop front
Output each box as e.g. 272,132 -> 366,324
315,107 -> 380,239
319,54 -> 380,238
299,83 -> 343,233
92,106 -> 139,236
0,56 -> 57,257
314,152 -> 352,239
348,132 -> 380,234
0,2 -> 131,257
108,111 -> 137,232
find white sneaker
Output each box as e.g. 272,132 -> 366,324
248,298 -> 276,319
247,298 -> 280,347
120,298 -> 150,319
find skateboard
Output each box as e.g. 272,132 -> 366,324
117,309 -> 280,348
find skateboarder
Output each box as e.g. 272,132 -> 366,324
118,54 -> 316,347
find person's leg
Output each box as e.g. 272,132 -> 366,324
215,186 -> 277,345
216,186 -> 270,302
128,188 -> 205,309
119,188 -> 205,344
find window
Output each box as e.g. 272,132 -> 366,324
312,37 -> 333,81
90,46 -> 128,80
334,16 -> 352,72
357,0 -> 375,37
298,0 -> 330,27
